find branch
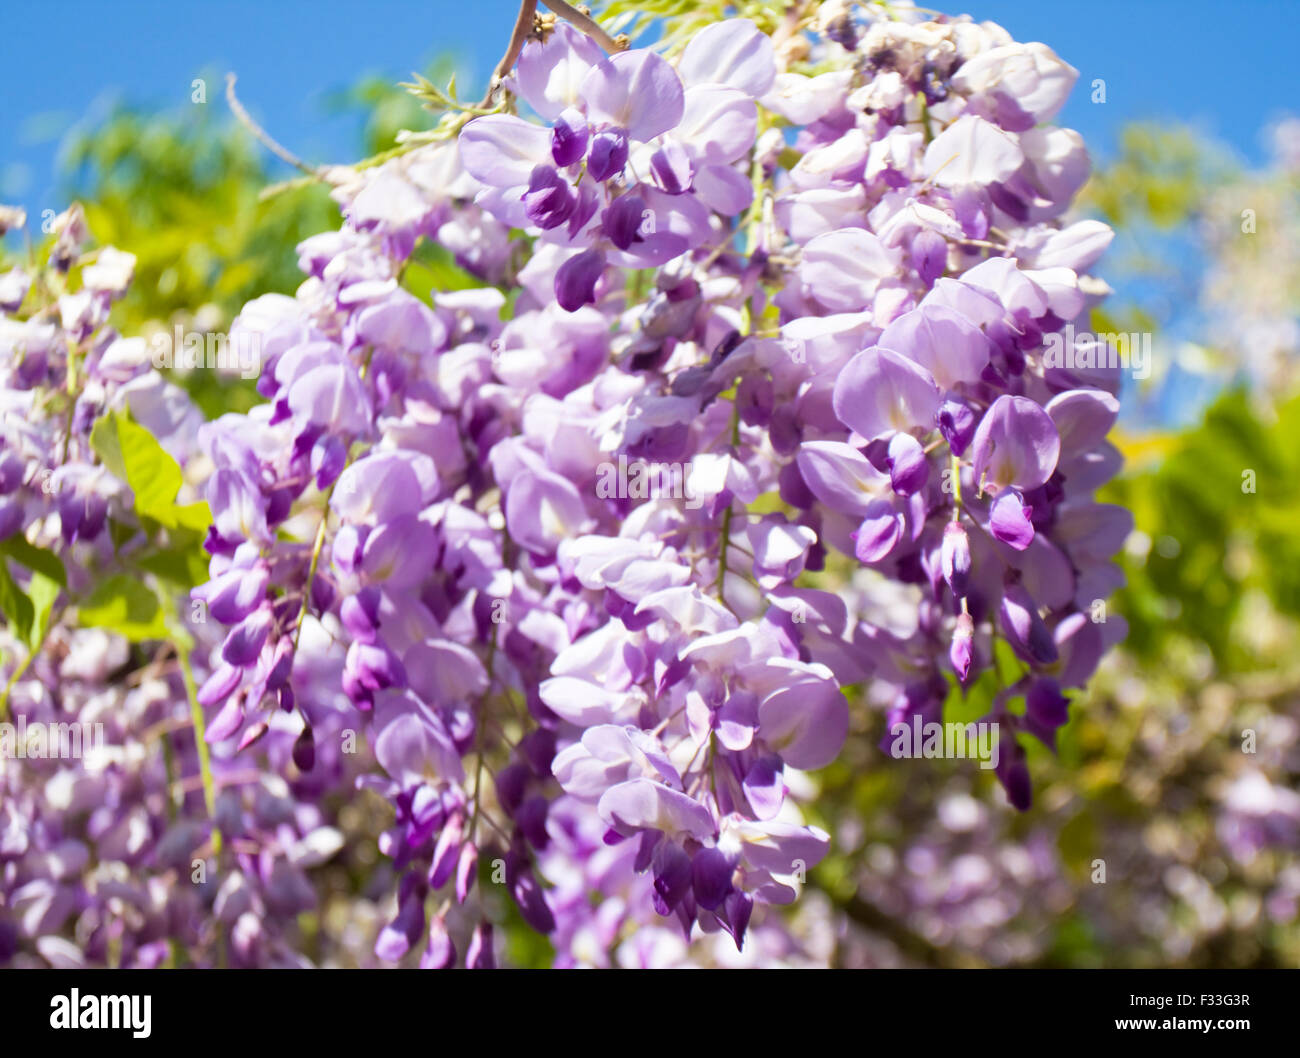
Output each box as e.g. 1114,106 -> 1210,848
225,74 -> 322,178
479,0 -> 628,108
176,644 -> 223,859
541,0 -> 626,54
480,0 -> 539,107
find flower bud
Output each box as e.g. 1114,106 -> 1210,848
292,726 -> 316,772
522,165 -> 577,231
950,611 -> 974,681
941,521 -> 972,598
587,128 -> 629,182
550,107 -> 589,167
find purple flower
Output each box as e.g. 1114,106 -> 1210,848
550,107 -> 590,167
63,8 -> 1124,969
580,50 -> 684,143
937,398 -> 978,455
554,249 -> 606,312
988,488 -> 1035,550
221,609 -> 273,667
878,304 -> 991,388
995,734 -> 1033,811
1024,678 -> 1070,750
691,846 -> 735,910
833,346 -> 941,442
941,522 -> 972,598
194,563 -> 268,624
911,229 -> 948,284
972,394 -> 1061,492
650,140 -> 693,194
950,612 -> 975,681
602,194 -> 649,251
522,165 -> 577,230
586,129 -> 629,182
999,581 -> 1058,665
854,499 -> 905,563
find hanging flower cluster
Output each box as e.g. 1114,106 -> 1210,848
0,209 -> 377,968
1,1 -> 1132,968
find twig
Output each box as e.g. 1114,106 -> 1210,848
0,649 -> 34,723
480,0 -> 540,107
541,0 -> 626,54
292,495 -> 333,651
0,600 -> 64,721
225,74 -> 323,178
479,0 -> 627,108
177,647 -> 222,858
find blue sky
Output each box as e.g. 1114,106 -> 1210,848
2,0 -> 1297,225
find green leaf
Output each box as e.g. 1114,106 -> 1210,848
91,408 -> 182,516
0,559 -> 34,645
90,408 -> 213,533
137,543 -> 209,588
108,518 -> 138,552
78,574 -> 169,642
0,536 -> 67,588
170,502 -> 215,534
400,239 -> 484,304
1057,810 -> 1098,876
26,572 -> 60,651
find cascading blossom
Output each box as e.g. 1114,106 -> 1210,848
0,2 -> 1130,968
192,4 -> 1130,963
0,207 -> 381,967
460,20 -> 775,313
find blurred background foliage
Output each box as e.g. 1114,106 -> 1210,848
825,118 -> 1300,967
43,64 -> 447,418
818,118 -> 1300,967
9,76 -> 1298,966
62,107 -> 336,328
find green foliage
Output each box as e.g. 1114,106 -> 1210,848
401,237 -> 486,304
1081,124 -> 1236,231
48,105 -> 336,420
77,574 -> 169,642
90,407 -> 211,534
0,559 -> 36,647
1103,389 -> 1300,669
60,409 -> 212,646
0,536 -> 67,588
598,0 -> 788,50
61,106 -> 339,331
323,60 -> 451,157
0,560 -> 58,653
0,531 -> 64,651
25,573 -> 61,653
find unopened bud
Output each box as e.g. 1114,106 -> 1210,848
941,521 -> 972,599
293,726 -> 316,772
950,612 -> 974,681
